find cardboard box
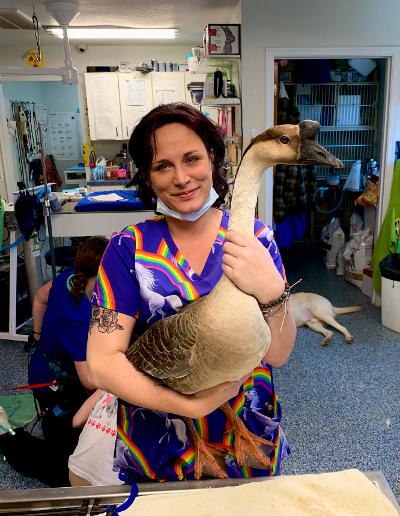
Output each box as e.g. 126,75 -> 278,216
362,267 -> 373,298
344,235 -> 373,288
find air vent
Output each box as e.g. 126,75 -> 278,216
0,8 -> 34,29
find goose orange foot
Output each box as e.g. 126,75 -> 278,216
184,417 -> 228,480
221,402 -> 275,470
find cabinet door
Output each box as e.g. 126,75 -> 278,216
118,72 -> 154,139
84,73 -> 123,140
151,72 -> 186,107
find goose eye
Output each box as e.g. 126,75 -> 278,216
280,135 -> 289,144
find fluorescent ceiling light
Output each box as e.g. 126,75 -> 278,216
48,27 -> 177,39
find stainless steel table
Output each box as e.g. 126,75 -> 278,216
0,471 -> 398,515
46,201 -> 152,237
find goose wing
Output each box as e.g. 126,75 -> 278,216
126,306 -> 200,381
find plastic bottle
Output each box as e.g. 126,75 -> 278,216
186,53 -> 198,73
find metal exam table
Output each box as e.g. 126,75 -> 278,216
0,472 -> 398,515
46,201 -> 152,238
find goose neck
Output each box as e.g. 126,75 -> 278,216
228,154 -> 272,235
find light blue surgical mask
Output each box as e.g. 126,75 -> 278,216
156,187 -> 219,222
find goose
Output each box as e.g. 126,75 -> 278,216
126,120 -> 343,479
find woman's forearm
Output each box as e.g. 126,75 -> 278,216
87,350 -> 197,417
87,350 -> 244,419
32,281 -> 52,334
263,305 -> 296,366
32,298 -> 47,334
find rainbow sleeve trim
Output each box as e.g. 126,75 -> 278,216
96,263 -> 116,310
136,250 -> 200,301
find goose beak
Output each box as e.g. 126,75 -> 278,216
298,120 -> 343,168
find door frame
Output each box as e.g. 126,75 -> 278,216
265,46 -> 400,232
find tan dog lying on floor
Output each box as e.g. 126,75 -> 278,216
289,292 -> 363,346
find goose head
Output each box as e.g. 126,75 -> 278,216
243,120 -> 343,170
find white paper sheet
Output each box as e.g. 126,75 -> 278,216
154,89 -> 178,105
90,193 -> 126,202
126,79 -> 146,106
48,112 -> 79,160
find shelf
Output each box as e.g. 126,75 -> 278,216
195,56 -> 240,74
87,179 -> 131,186
319,125 -> 376,131
201,97 -> 240,106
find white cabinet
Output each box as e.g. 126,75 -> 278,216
84,73 -> 123,140
118,72 -> 154,139
151,72 -> 186,107
84,71 -> 210,141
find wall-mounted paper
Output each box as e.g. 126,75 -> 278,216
48,112 -> 79,160
154,89 -> 178,105
126,79 -> 146,106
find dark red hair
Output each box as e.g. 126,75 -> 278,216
71,237 -> 108,302
127,103 -> 228,208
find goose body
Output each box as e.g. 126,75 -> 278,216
126,121 -> 342,394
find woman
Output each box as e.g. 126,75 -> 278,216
0,237 -> 108,487
28,236 -> 108,455
86,103 -> 296,483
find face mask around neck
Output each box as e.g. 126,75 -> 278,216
156,187 -> 219,222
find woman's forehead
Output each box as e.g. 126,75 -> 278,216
152,123 -> 207,156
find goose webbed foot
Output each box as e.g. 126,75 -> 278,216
221,402 -> 275,470
184,417 -> 228,480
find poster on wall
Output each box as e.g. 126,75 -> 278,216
204,24 -> 241,56
48,112 -> 79,160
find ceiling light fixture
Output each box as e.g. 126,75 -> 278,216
47,27 -> 177,39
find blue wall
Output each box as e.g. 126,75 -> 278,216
3,81 -> 82,187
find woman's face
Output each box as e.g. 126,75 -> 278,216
149,123 -> 213,215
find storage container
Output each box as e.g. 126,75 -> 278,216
381,277 -> 400,333
380,254 -> 400,333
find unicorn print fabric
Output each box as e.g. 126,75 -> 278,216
92,211 -> 290,482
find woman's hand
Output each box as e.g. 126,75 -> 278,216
187,376 -> 248,418
222,230 -> 285,304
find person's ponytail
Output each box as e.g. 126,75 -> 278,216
71,237 -> 108,302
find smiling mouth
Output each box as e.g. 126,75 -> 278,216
174,188 -> 198,198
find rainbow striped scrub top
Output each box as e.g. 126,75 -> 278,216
92,210 -> 290,482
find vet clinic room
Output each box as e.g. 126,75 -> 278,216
0,0 -> 399,513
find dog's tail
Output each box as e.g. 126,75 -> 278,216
333,305 -> 363,315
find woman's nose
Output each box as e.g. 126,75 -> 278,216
173,165 -> 190,185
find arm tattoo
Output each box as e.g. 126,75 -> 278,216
89,307 -> 124,334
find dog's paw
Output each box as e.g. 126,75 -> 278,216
321,335 -> 332,346
344,334 -> 354,344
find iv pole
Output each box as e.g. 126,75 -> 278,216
37,122 -> 57,280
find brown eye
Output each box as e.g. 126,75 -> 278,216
280,135 -> 289,144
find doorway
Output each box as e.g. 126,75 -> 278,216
273,57 -> 385,246
264,48 -> 400,301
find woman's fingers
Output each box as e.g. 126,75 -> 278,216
222,240 -> 242,258
222,253 -> 238,268
224,230 -> 251,246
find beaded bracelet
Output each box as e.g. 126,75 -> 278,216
258,278 -> 302,318
258,283 -> 290,315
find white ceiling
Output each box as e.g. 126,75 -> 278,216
0,0 -> 240,46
